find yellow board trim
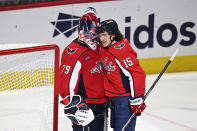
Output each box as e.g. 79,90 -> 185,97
139,55 -> 197,74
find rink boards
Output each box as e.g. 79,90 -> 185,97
140,54 -> 197,74
0,0 -> 196,74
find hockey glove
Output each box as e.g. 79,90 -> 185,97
130,96 -> 146,114
61,95 -> 94,126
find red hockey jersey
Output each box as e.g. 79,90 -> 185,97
59,39 -> 107,104
98,37 -> 146,98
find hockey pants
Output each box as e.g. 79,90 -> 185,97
110,96 -> 137,131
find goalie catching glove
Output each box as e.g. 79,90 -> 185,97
60,95 -> 94,126
130,96 -> 146,114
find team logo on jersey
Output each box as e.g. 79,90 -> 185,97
102,57 -> 116,71
51,13 -> 80,38
91,61 -> 102,73
67,47 -> 77,54
114,43 -> 125,49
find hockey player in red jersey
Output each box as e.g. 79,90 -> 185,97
96,19 -> 146,131
58,7 -> 107,131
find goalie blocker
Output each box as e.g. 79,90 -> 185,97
61,95 -> 106,131
61,95 -> 94,127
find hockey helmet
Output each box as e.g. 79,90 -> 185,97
96,19 -> 118,35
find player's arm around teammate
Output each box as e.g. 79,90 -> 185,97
96,19 -> 146,131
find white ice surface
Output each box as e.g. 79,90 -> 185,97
0,87 -> 54,131
0,71 -> 197,131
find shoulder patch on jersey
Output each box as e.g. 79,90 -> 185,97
67,47 -> 77,54
84,53 -> 91,61
114,43 -> 125,49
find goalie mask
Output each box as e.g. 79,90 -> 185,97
78,7 -> 98,50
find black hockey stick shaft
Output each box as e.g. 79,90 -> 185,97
104,102 -> 109,131
121,49 -> 179,131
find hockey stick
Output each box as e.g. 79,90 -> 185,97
121,48 -> 179,131
104,102 -> 110,131
103,107 -> 109,131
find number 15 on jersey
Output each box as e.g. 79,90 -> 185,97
123,57 -> 133,68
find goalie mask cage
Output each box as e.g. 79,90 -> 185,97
0,44 -> 59,131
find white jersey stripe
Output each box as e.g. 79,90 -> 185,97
115,59 -> 135,98
69,60 -> 82,96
